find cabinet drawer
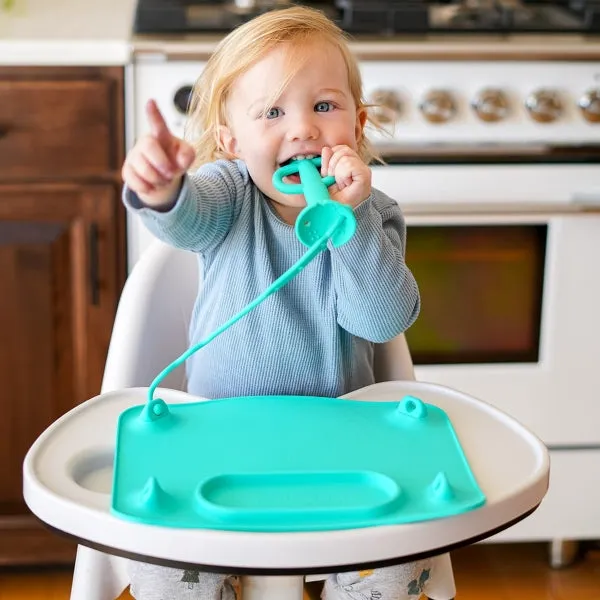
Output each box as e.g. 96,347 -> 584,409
0,80 -> 116,179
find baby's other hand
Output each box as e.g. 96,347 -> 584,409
122,99 -> 196,210
320,145 -> 371,209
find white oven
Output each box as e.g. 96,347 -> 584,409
372,161 -> 600,448
128,57 -> 600,551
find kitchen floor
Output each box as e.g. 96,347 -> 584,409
0,543 -> 599,599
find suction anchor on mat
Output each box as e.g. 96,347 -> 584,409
139,398 -> 171,422
396,395 -> 428,420
428,472 -> 455,503
139,476 -> 171,512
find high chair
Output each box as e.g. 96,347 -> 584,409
22,241 -> 550,600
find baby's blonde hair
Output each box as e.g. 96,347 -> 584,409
185,6 -> 378,167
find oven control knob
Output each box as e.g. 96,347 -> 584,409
471,88 -> 509,122
368,89 -> 402,125
419,90 -> 456,123
173,85 -> 194,115
578,89 -> 600,123
525,89 -> 563,123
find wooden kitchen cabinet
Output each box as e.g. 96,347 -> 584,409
0,67 -> 126,565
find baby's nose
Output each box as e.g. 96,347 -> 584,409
287,115 -> 319,141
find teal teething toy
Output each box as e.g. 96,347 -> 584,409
273,157 -> 357,248
112,157 -> 486,533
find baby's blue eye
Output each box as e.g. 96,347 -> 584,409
265,107 -> 282,119
315,102 -> 333,112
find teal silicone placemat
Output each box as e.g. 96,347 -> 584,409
111,394 -> 485,531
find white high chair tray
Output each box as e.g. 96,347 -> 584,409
23,381 -> 549,573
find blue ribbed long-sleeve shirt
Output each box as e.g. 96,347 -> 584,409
124,159 -> 420,400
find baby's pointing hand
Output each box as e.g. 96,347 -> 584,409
320,145 -> 371,209
121,100 -> 196,209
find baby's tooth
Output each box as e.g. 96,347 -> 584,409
291,153 -> 317,161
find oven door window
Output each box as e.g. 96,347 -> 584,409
405,224 -> 547,365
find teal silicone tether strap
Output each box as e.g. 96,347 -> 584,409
146,216 -> 344,405
145,158 -> 356,407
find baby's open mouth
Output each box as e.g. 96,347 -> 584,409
278,153 -> 319,168
278,154 -> 319,185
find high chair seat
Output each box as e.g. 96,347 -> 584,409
21,242 -> 549,600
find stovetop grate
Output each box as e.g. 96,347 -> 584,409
133,0 -> 600,35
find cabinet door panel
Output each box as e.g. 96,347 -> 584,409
0,79 -> 116,179
0,184 -> 121,564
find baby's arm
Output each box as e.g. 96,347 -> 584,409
121,99 -> 242,253
124,162 -> 244,253
330,190 -> 420,342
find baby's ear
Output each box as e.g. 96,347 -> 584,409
218,125 -> 240,159
355,106 -> 368,142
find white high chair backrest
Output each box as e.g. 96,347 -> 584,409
101,240 -> 415,394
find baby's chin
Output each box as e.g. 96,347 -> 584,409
278,196 -> 308,214
264,185 -> 306,207
266,194 -> 306,224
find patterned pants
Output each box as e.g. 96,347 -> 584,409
322,560 -> 433,599
128,559 -> 433,600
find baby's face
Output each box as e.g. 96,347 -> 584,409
220,41 -> 364,225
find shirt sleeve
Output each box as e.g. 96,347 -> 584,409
122,160 -> 248,253
330,188 -> 421,342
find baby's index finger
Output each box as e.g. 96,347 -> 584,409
146,99 -> 172,145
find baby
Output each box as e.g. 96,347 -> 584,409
122,5 -> 428,600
